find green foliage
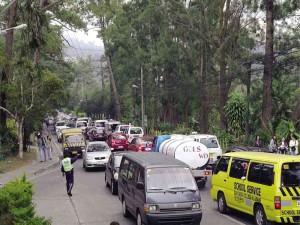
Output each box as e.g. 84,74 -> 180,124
0,174 -> 51,225
224,93 -> 246,138
275,118 -> 300,140
172,124 -> 193,135
213,129 -> 235,150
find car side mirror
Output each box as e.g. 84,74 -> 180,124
136,181 -> 145,190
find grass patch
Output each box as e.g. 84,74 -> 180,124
0,149 -> 37,174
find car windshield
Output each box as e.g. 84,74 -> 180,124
113,134 -> 126,140
119,126 -> 129,132
95,129 -> 104,134
138,139 -> 153,145
200,138 -> 219,148
87,144 -> 110,152
130,128 -> 142,134
146,167 -> 197,192
66,135 -> 84,143
95,122 -> 105,127
114,155 -> 123,168
77,122 -> 87,127
281,163 -> 300,187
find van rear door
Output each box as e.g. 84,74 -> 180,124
280,162 -> 300,222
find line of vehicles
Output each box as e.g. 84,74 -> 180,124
53,115 -> 300,225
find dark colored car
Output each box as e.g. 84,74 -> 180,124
105,151 -> 126,195
128,136 -> 154,152
225,146 -> 274,154
107,133 -> 129,151
88,128 -> 107,141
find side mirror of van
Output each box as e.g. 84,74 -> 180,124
136,181 -> 145,190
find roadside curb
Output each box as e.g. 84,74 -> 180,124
33,156 -> 62,175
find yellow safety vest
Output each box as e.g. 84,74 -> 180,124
62,158 -> 73,172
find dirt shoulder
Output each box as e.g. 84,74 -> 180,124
0,148 -> 37,174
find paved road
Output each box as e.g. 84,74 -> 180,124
31,130 -> 254,225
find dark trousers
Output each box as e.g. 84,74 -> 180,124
65,171 -> 74,194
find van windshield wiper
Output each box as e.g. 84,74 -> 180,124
167,187 -> 197,192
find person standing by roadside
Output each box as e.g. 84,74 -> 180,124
278,137 -> 288,154
61,152 -> 78,196
37,131 -> 46,162
289,135 -> 299,155
45,135 -> 52,160
269,135 -> 277,153
253,135 -> 263,147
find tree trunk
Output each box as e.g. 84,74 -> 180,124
16,117 -> 24,159
106,55 -> 121,121
0,0 -> 18,129
245,62 -> 251,136
199,44 -> 208,133
218,0 -> 231,130
262,0 -> 274,130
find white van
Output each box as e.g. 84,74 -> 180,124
188,134 -> 222,164
124,126 -> 144,142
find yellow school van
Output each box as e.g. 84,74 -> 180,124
211,152 -> 300,225
61,128 -> 86,157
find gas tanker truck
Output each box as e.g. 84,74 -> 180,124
158,138 -> 211,188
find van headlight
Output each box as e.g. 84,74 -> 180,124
144,205 -> 158,213
192,203 -> 201,210
113,172 -> 119,180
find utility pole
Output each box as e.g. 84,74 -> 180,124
141,66 -> 145,132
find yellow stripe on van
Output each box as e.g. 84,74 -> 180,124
280,187 -> 300,197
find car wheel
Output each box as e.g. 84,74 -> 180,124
105,174 -> 109,187
122,198 -> 130,218
111,180 -> 117,195
254,205 -> 268,225
217,192 -> 228,214
136,210 -> 143,225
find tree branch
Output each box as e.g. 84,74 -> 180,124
41,0 -> 63,11
0,106 -> 15,119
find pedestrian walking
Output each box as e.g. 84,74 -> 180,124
289,135 -> 299,155
61,152 -> 78,197
37,133 -> 46,162
253,135 -> 263,147
269,135 -> 277,153
278,137 -> 288,154
45,135 -> 52,160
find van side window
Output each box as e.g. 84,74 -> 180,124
214,156 -> 230,174
138,168 -> 145,184
127,163 -> 138,183
229,158 -> 249,179
120,159 -> 130,178
248,163 -> 274,186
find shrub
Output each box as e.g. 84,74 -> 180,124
0,174 -> 51,225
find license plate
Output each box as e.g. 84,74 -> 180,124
97,161 -> 104,165
297,201 -> 300,207
72,151 -> 77,154
118,146 -> 123,149
145,148 -> 151,151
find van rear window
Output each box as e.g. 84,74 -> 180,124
281,163 -> 300,187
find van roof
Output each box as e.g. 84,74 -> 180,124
223,152 -> 300,163
122,152 -> 188,168
61,128 -> 82,134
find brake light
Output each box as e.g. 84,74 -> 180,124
138,146 -> 143,151
274,196 -> 281,209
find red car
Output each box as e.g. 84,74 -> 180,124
107,133 -> 128,151
128,136 -> 154,152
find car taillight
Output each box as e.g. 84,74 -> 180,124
138,146 -> 142,151
274,196 -> 281,209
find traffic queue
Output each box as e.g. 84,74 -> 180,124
54,115 -> 300,225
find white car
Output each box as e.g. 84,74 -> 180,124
124,126 -> 144,142
82,141 -> 111,171
114,124 -> 130,133
55,121 -> 69,134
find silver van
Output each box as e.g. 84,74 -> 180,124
118,152 -> 202,225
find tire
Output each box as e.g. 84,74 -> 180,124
217,192 -> 228,214
136,210 -> 143,225
254,205 -> 268,225
122,198 -> 130,218
105,174 -> 109,187
111,180 -> 117,195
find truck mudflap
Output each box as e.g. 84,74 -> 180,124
192,169 -> 212,177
